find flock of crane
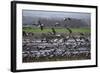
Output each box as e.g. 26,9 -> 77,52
22,28 -> 91,62
22,17 -> 90,62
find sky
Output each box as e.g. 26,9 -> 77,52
22,10 -> 91,25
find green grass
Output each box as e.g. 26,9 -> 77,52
23,27 -> 90,33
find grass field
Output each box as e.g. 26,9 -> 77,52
23,27 -> 90,33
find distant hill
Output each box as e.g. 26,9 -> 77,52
22,16 -> 90,28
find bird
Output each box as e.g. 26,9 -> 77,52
66,28 -> 72,34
